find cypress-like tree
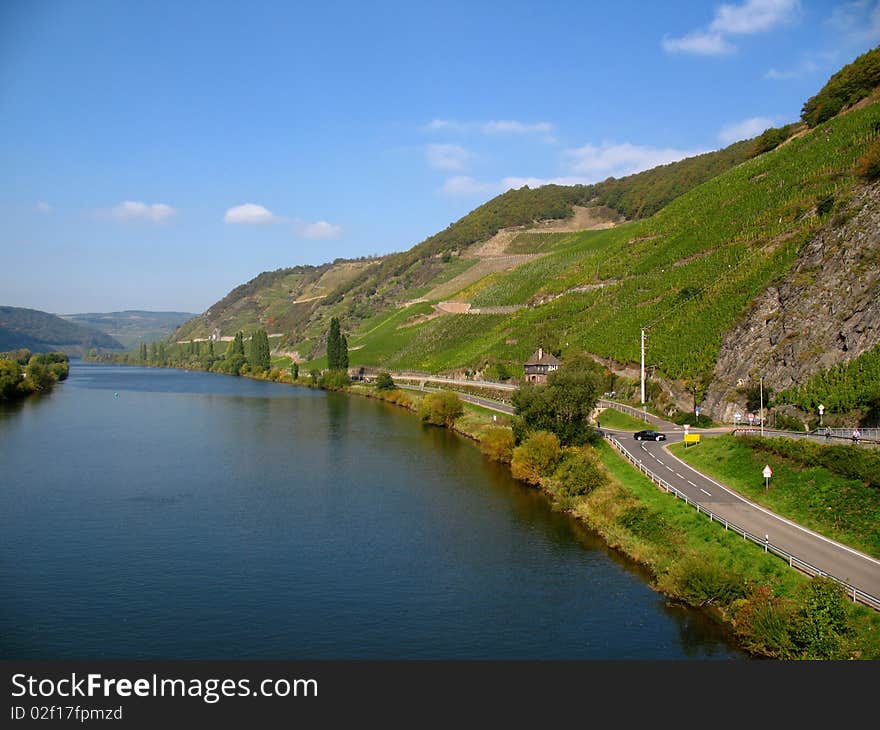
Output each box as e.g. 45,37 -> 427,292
327,318 -> 341,369
230,331 -> 245,357
139,343 -> 148,362
340,334 -> 349,370
249,329 -> 271,372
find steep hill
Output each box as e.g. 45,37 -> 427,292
155,50 -> 880,424
62,310 -> 196,348
0,306 -> 123,355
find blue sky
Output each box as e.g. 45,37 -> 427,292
2,0 -> 878,314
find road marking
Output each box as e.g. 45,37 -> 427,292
687,480 -> 697,487
666,466 -> 674,471
675,472 -> 683,478
656,459 -> 664,465
700,488 -> 712,496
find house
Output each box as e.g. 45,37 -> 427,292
524,347 -> 560,384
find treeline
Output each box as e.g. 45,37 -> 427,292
801,46 -> 880,127
0,350 -> 69,401
96,328 -> 277,378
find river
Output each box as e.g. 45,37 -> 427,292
0,361 -> 745,659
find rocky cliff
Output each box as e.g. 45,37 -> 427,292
703,181 -> 880,422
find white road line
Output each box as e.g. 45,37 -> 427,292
675,472 -> 683,478
700,488 -> 712,497
687,480 -> 697,487
666,466 -> 674,471
656,459 -> 664,465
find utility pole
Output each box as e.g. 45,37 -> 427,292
640,329 -> 646,405
759,374 -> 764,437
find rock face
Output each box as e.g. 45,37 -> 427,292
703,181 -> 880,422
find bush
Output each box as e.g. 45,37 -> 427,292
480,427 -> 515,463
418,390 -> 464,427
732,585 -> 796,658
550,447 -> 606,500
668,552 -> 747,608
511,431 -> 561,485
855,139 -> 880,181
375,372 -> 396,391
320,369 -> 351,390
790,577 -> 850,659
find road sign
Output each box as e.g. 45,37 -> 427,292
748,412 -> 755,424
763,464 -> 772,491
695,406 -> 701,416
734,411 -> 742,423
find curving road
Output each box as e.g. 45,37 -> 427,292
605,427 -> 880,608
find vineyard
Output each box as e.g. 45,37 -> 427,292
334,99 -> 880,386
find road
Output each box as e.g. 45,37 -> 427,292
397,388 -> 880,607
605,427 -> 880,608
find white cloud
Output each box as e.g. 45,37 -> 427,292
440,176 -> 501,197
710,0 -> 801,34
663,0 -> 800,55
223,203 -> 279,225
480,120 -> 554,134
423,118 -> 555,135
34,201 -> 52,213
563,142 -> 705,179
828,0 -> 880,46
102,201 -> 176,222
662,31 -> 735,55
294,220 -> 343,239
718,116 -> 776,143
426,143 -> 470,171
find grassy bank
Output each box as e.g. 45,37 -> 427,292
343,381 -> 880,659
669,435 -> 880,559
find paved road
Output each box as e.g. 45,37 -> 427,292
399,383 -> 514,415
604,427 -> 880,608
400,392 -> 880,606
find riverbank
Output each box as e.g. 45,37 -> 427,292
344,380 -> 880,660
79,358 -> 880,658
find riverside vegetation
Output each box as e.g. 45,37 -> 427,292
0,349 -> 70,402
83,49 -> 880,658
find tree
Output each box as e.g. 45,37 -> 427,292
511,431 -> 561,485
291,362 -> 299,381
339,334 -> 349,370
139,343 -> 148,362
418,390 -> 464,428
375,372 -> 395,391
229,331 -> 245,357
327,318 -> 341,369
480,427 -> 515,463
248,329 -> 271,372
512,360 -> 601,446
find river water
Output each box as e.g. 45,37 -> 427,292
0,362 -> 745,659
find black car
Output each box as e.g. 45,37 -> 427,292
634,430 -> 666,441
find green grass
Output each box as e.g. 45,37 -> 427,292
596,406 -> 654,431
669,434 -> 880,558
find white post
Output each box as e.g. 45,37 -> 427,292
640,329 -> 646,405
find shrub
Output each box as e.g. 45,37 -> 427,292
480,427 -> 515,464
320,369 -> 351,390
550,447 -> 606,499
732,585 -> 796,658
375,372 -> 396,391
855,139 -> 880,181
790,577 -> 850,659
418,390 -> 464,427
511,431 -> 562,485
668,552 -> 747,608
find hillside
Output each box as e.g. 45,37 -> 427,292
62,310 -> 196,348
0,306 -> 123,355
151,51 -> 880,425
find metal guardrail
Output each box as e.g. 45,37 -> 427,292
603,433 -> 880,612
597,399 -> 653,422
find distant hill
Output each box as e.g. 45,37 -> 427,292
0,306 -> 123,355
62,310 -> 196,348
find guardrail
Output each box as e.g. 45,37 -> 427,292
597,399 -> 653,422
603,433 -> 880,612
